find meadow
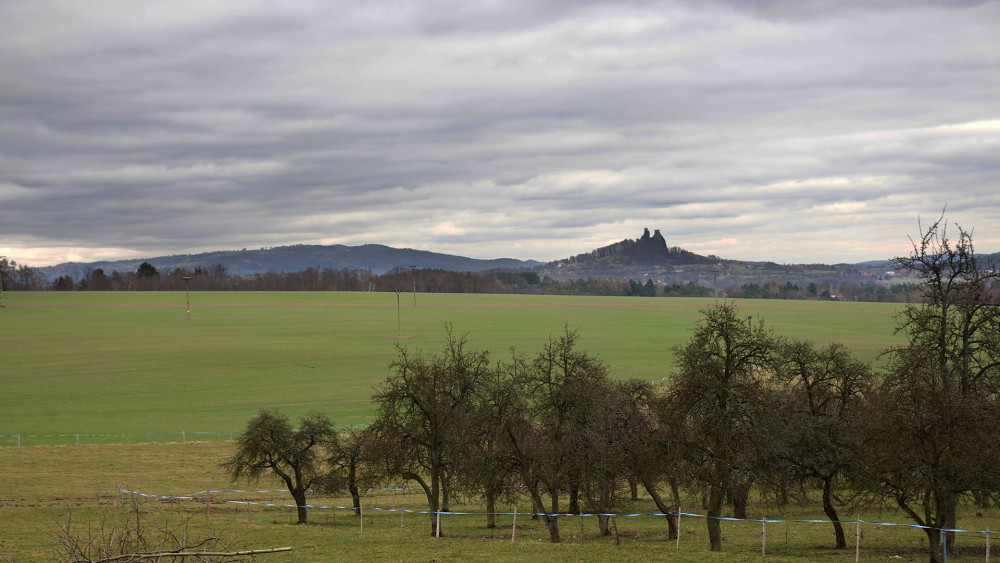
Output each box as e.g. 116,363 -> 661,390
6,291 -> 975,562
0,291 -> 905,443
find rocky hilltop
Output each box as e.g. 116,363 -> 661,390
568,228 -> 722,266
532,228 -> 731,282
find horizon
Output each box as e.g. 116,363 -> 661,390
3,2 -> 998,268
18,235 -> 935,271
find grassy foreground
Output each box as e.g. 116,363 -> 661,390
1,441 -> 997,562
1,291 -> 903,444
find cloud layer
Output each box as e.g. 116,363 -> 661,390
2,1 -> 998,266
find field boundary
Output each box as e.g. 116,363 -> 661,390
123,486 -> 998,538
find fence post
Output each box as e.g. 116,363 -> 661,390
511,506 -> 517,542
400,507 -> 404,535
75,434 -> 80,446
855,516 -> 861,562
182,431 -> 186,443
762,520 -> 767,555
676,508 -> 681,550
986,528 -> 990,563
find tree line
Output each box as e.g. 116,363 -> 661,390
17,259 -> 924,302
222,219 -> 1000,563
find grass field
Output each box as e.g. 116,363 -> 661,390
1,441 -> 997,562
1,291 -> 905,443
2,291 -> 995,562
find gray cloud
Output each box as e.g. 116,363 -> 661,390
1,0 -> 998,267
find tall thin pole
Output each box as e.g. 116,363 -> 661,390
712,268 -> 719,302
410,265 -> 417,306
183,276 -> 191,320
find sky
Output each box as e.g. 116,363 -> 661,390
1,0 -> 998,268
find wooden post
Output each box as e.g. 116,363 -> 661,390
855,516 -> 861,563
762,520 -> 767,555
205,494 -> 211,520
986,528 -> 990,563
511,506 -> 517,542
16,434 -> 19,447
360,506 -> 364,537
400,507 -> 404,535
579,513 -> 585,541
182,431 -> 186,443
942,529 -> 947,563
676,508 -> 681,550
75,434 -> 80,446
436,510 -> 441,538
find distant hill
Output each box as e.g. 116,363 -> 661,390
536,228 -> 738,281
37,244 -> 540,280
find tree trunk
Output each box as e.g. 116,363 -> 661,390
730,476 -> 751,520
707,484 -> 724,552
821,477 -> 846,549
486,490 -> 497,529
568,486 -> 580,515
943,495 -> 958,554
350,483 -> 362,517
629,479 -> 640,501
597,477 -> 612,536
598,514 -> 610,536
925,528 -> 944,563
291,490 -> 309,525
415,470 -> 440,537
547,491 -> 561,543
441,471 -> 451,513
349,466 -> 362,517
642,478 -> 678,540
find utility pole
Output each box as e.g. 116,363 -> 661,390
409,265 -> 417,306
395,289 -> 401,337
712,267 -> 720,302
183,276 -> 192,319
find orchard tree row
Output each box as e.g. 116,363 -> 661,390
224,219 -> 999,563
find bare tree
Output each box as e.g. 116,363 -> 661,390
492,328 -> 612,543
855,216 -> 1000,563
369,326 -> 492,537
665,303 -> 778,552
769,340 -> 873,549
220,410 -> 335,525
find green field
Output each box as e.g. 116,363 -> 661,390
4,292 -> 997,562
1,291 -> 905,444
2,442 -> 997,562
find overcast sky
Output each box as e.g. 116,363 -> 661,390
2,1 -> 998,267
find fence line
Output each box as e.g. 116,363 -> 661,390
120,487 -> 997,539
